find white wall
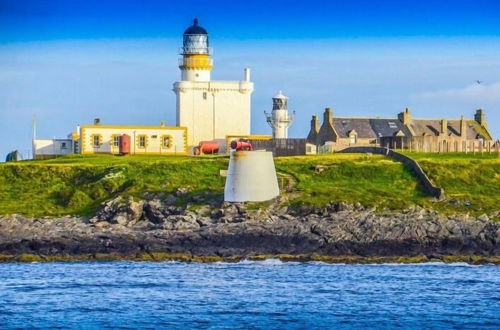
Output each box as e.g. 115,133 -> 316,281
34,139 -> 73,157
174,79 -> 254,149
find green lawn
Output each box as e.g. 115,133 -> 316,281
275,154 -> 426,210
402,152 -> 500,216
0,155 -> 228,217
0,153 -> 498,218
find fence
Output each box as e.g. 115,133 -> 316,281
248,138 -> 307,157
380,136 -> 500,154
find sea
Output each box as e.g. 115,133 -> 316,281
0,260 -> 499,329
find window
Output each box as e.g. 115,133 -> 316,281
203,92 -> 207,100
112,135 -> 120,147
349,131 -> 358,144
161,135 -> 172,149
91,134 -> 101,148
61,142 -> 67,149
138,135 -> 147,148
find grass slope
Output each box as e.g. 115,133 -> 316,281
402,152 -> 500,216
0,153 -> 498,218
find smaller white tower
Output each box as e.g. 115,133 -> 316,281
265,91 -> 295,139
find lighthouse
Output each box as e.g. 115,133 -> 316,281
173,18 -> 254,152
265,91 -> 295,139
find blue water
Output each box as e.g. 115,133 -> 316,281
0,261 -> 499,329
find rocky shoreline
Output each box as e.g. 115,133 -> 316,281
1,196 -> 499,263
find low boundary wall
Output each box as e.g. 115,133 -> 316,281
340,146 -> 444,200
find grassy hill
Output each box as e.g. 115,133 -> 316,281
0,153 -> 498,218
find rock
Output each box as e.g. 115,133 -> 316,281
114,214 -> 129,226
354,202 -> 363,210
128,199 -> 144,219
0,199 -> 498,258
314,165 -> 328,173
191,194 -> 204,203
174,187 -> 190,196
477,214 -> 489,222
94,221 -> 109,228
164,194 -> 177,205
196,217 -> 213,227
144,199 -> 166,224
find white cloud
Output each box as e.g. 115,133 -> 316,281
417,82 -> 500,103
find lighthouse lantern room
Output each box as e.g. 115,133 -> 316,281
179,18 -> 213,81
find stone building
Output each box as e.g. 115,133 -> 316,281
306,108 -> 494,152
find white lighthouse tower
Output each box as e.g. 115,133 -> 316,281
265,91 -> 295,139
173,18 -> 254,152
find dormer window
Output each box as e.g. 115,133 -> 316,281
348,130 -> 358,144
388,122 -> 398,129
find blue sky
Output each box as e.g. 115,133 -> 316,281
1,0 -> 499,158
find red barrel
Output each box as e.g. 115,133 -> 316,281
198,141 -> 219,154
119,134 -> 131,155
230,140 -> 253,151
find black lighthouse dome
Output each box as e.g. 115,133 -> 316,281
182,18 -> 210,55
184,18 -> 208,35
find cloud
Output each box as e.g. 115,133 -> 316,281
417,82 -> 500,103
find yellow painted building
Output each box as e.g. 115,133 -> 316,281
79,124 -> 188,155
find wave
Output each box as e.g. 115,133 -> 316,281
210,260 -> 489,267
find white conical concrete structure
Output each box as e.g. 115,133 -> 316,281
224,151 -> 280,202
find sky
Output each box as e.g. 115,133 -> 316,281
1,0 -> 499,159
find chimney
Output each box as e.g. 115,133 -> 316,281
474,109 -> 486,127
311,115 -> 320,133
398,107 -> 411,125
440,119 -> 447,136
94,118 -> 101,125
160,120 -> 166,127
324,107 -> 333,125
460,115 -> 467,140
244,68 -> 251,82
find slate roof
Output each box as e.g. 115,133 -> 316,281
332,118 -> 377,139
330,118 -> 414,139
369,119 -> 412,138
409,119 -> 491,140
